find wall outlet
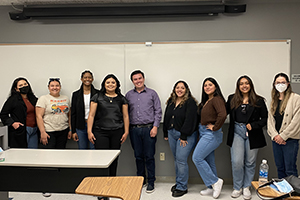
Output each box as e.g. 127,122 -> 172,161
160,152 -> 165,161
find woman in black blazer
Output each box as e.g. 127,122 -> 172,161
0,77 -> 38,148
71,70 -> 99,149
226,75 -> 267,200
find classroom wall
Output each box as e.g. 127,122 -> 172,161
1,2 -> 300,184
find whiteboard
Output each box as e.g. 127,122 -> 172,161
0,44 -> 125,106
0,41 -> 290,115
125,41 -> 290,111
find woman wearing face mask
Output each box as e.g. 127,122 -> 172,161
71,70 -> 99,149
0,77 -> 38,148
163,80 -> 198,197
87,74 -> 129,179
268,72 -> 300,179
36,78 -> 72,149
226,75 -> 267,200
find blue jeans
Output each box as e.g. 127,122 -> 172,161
76,123 -> 95,149
192,124 -> 223,187
26,126 -> 38,149
168,129 -> 197,191
231,122 -> 258,190
129,125 -> 156,186
272,139 -> 299,179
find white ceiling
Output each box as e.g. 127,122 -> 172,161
0,0 -> 296,6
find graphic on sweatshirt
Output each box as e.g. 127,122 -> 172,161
50,99 -> 69,114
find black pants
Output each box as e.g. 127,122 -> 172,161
40,128 -> 69,149
93,128 -> 123,176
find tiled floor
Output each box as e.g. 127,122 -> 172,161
9,183 -> 262,200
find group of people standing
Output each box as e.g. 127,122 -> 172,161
0,70 -> 161,200
162,72 -> 300,199
1,71 -> 300,200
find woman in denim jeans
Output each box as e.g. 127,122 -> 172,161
0,77 -> 38,148
71,70 -> 99,149
163,80 -> 198,197
192,77 -> 227,199
268,73 -> 300,179
226,75 -> 267,200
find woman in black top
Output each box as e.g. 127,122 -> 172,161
163,80 -> 198,197
0,77 -> 38,148
87,74 -> 129,176
71,70 -> 99,149
226,75 -> 267,200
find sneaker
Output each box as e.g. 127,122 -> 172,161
172,189 -> 188,197
146,184 -> 155,193
42,192 -> 51,197
143,181 -> 147,188
97,197 -> 109,200
243,187 -> 251,200
200,188 -> 213,196
171,184 -> 177,192
231,189 -> 242,198
212,178 -> 223,199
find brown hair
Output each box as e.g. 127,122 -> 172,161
231,75 -> 264,109
166,80 -> 197,107
270,73 -> 292,115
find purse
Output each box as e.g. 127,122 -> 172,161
285,175 -> 300,194
256,175 -> 300,200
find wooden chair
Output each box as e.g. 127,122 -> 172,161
76,176 -> 144,200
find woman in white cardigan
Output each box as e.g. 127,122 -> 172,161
268,72 -> 300,179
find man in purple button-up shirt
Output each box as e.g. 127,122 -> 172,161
125,70 -> 162,193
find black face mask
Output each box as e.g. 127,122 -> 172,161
19,86 -> 30,94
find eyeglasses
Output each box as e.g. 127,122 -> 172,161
49,78 -> 60,82
275,82 -> 287,85
241,104 -> 247,114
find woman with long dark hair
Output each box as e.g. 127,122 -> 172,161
71,70 -> 99,149
87,74 -> 129,177
268,73 -> 300,179
0,77 -> 38,148
192,77 -> 227,199
163,80 -> 198,197
226,75 -> 267,200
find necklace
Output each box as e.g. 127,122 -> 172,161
105,93 -> 117,103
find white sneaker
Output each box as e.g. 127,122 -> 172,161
212,178 -> 223,199
231,189 -> 242,198
243,187 -> 252,200
200,188 -> 213,196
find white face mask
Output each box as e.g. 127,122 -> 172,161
275,83 -> 287,93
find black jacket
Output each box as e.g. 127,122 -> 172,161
0,93 -> 38,148
226,94 -> 267,149
71,84 -> 99,133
